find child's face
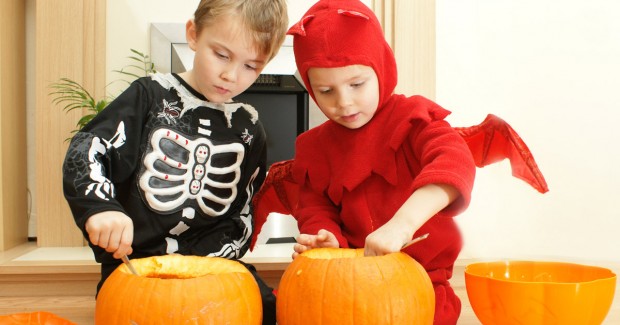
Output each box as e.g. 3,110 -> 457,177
186,14 -> 268,104
308,65 -> 380,129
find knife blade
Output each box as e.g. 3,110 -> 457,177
121,255 -> 139,276
400,233 -> 429,251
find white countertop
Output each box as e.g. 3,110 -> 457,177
10,242 -> 295,264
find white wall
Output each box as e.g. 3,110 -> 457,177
105,1 -> 620,263
437,0 -> 620,262
106,0 -> 199,96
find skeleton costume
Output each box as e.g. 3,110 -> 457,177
287,1 -> 476,324
62,73 -> 275,320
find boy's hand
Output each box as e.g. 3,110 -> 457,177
85,211 -> 134,259
292,229 -> 339,259
364,220 -> 412,257
363,184 -> 459,256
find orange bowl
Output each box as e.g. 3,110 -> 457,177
464,261 -> 616,325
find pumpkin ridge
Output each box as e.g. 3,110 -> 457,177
394,254 -> 411,324
213,271 -> 227,324
277,258 -> 293,324
400,253 -> 435,324
309,256 -> 324,323
289,260 -> 299,325
236,272 -> 261,324
126,273 -> 144,323
374,255 -> 393,323
351,255 -> 357,325
316,256 -> 327,324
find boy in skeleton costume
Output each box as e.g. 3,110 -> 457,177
62,1 -> 288,323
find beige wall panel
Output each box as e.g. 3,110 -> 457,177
0,0 -> 29,251
373,0 -> 435,99
35,0 -> 106,246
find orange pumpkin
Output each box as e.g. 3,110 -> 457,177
0,311 -> 76,325
276,248 -> 435,325
95,255 -> 262,325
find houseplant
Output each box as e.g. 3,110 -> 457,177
49,49 -> 156,139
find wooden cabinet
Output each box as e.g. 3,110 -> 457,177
33,0 -> 106,247
0,0 -> 107,251
0,0 -> 28,251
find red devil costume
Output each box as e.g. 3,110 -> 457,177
251,0 -> 548,324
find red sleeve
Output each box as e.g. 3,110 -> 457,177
407,119 -> 476,216
295,180 -> 349,248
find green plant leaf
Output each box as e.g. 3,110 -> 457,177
49,48 -> 156,135
77,114 -> 98,128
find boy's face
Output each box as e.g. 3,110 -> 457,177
308,65 -> 380,129
186,14 -> 267,104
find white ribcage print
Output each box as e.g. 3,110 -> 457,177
139,128 -> 244,216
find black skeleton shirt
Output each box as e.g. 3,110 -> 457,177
63,73 -> 266,268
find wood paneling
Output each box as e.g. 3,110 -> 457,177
372,0 -> 436,99
34,0 -> 106,246
0,0 -> 28,251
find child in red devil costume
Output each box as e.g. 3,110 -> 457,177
252,0 -> 547,323
287,0 -> 474,323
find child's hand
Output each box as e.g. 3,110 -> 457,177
364,221 -> 412,257
364,184 -> 459,256
292,229 -> 339,259
85,211 -> 134,259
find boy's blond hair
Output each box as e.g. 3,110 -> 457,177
193,0 -> 289,61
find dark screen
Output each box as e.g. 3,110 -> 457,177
234,92 -> 305,168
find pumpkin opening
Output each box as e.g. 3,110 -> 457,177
301,247 -> 369,259
124,254 -> 249,279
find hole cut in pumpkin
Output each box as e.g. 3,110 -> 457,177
128,254 -> 249,279
300,247 -> 366,259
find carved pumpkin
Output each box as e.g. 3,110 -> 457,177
276,248 -> 435,325
95,255 -> 262,325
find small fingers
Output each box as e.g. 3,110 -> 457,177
364,237 -> 393,257
120,223 -> 135,253
112,225 -> 134,259
296,234 -> 314,246
96,228 -> 111,250
293,243 -> 309,254
316,229 -> 339,248
85,212 -> 134,259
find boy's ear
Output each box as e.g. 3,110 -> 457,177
186,19 -> 198,51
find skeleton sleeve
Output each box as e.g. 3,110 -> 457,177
62,79 -> 152,232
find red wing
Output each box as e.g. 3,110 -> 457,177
250,160 -> 299,250
250,115 -> 549,249
454,114 -> 549,193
